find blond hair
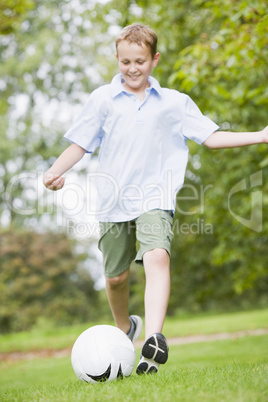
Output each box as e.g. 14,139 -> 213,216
116,23 -> 158,58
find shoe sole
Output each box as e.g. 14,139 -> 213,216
142,333 -> 168,364
136,333 -> 168,375
136,359 -> 158,375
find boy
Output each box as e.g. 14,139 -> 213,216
43,23 -> 268,374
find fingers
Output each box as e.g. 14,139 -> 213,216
49,177 -> 65,190
261,125 -> 268,143
43,173 -> 65,191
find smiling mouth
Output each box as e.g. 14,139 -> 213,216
128,74 -> 141,79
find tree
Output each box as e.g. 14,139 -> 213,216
0,1 -> 113,333
0,227 -> 103,333
0,0 -> 34,35
0,0 -> 116,227
168,0 -> 268,311
170,0 -> 268,130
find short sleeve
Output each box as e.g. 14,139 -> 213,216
64,88 -> 107,153
181,95 -> 219,144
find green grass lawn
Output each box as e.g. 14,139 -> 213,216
0,335 -> 267,401
0,309 -> 267,401
1,308 -> 268,354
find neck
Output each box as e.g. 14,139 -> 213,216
123,82 -> 150,102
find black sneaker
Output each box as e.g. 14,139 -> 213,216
126,315 -> 143,343
136,333 -> 168,374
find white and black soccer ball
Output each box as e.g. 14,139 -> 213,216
71,325 -> 136,384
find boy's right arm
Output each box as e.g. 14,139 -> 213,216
43,143 -> 86,191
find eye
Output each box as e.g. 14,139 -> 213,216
137,60 -> 144,65
121,61 -> 129,65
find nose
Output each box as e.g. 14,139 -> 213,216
128,63 -> 137,73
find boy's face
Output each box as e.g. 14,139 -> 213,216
116,40 -> 160,94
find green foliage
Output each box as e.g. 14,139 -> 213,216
0,0 -> 115,227
168,145 -> 268,313
0,0 -> 35,35
0,227 -> 101,333
170,0 -> 268,129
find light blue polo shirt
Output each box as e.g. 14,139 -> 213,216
64,74 -> 219,222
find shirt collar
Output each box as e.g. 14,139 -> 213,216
110,73 -> 162,98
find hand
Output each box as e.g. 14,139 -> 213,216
261,125 -> 268,143
43,172 -> 65,191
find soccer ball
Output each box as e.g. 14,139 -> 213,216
71,325 -> 136,384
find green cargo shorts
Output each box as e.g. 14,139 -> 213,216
98,209 -> 174,278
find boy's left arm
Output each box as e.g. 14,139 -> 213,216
203,125 -> 268,149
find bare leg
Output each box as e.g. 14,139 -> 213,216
143,248 -> 170,339
105,268 -> 131,334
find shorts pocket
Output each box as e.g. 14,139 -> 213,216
160,216 -> 174,243
98,222 -> 115,249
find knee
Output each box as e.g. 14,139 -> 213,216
106,270 -> 129,290
144,248 -> 170,268
153,248 -> 169,262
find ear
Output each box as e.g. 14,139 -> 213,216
115,53 -> 118,61
152,52 -> 160,68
